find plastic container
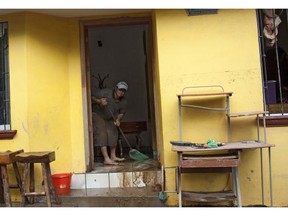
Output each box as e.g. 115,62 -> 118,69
265,80 -> 277,104
52,173 -> 72,195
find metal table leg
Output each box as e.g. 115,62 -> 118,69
233,167 -> 242,207
268,147 -> 273,206
177,152 -> 182,207
260,148 -> 264,205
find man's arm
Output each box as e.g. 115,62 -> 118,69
92,96 -> 107,106
115,113 -> 125,126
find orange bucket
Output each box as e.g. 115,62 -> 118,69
52,173 -> 72,195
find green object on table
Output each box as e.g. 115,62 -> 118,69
207,138 -> 218,148
158,191 -> 167,202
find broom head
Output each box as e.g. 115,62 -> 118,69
129,148 -> 149,161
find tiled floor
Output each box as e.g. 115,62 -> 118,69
70,159 -> 162,190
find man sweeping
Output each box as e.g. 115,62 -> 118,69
92,81 -> 128,165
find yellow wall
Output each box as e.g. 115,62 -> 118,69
0,12 -> 87,193
155,9 -> 263,162
0,9 -> 287,206
154,9 -> 288,206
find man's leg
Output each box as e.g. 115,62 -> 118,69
101,146 -> 118,165
107,119 -> 125,162
110,146 -> 125,162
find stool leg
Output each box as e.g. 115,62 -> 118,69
0,168 -> 4,204
46,163 -> 61,204
21,163 -> 29,207
29,163 -> 35,204
12,162 -> 30,204
12,162 -> 24,194
41,163 -> 52,207
47,163 -> 60,204
0,165 -> 12,207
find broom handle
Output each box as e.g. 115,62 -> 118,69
117,123 -> 133,150
107,107 -> 132,150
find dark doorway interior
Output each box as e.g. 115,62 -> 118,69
87,23 -> 154,163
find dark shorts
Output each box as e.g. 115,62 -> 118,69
92,112 -> 118,147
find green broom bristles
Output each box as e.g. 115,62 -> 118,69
129,149 -> 149,161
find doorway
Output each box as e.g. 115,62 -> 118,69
81,16 -> 157,172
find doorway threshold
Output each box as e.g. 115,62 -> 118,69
71,159 -> 161,190
91,158 -> 161,173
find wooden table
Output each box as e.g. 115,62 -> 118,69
172,141 -> 275,207
172,141 -> 274,152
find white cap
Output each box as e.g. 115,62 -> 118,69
116,81 -> 128,91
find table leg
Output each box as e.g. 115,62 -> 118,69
260,148 -> 264,205
177,153 -> 182,207
268,147 -> 273,206
231,168 -> 236,205
233,167 -> 242,207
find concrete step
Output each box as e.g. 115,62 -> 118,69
0,186 -> 167,207
3,187 -> 166,207
2,160 -> 164,207
58,187 -> 167,207
57,159 -> 165,206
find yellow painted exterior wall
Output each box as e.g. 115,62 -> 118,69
0,9 -> 287,206
153,9 -> 288,206
0,12 -> 87,196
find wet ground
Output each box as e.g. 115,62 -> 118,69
92,158 -> 161,173
0,186 -> 166,207
1,158 -> 164,207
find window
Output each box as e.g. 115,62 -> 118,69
257,9 -> 288,126
185,9 -> 218,16
0,22 -> 11,130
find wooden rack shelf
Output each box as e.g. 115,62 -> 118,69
227,111 -> 268,118
182,190 -> 236,203
171,85 -> 274,207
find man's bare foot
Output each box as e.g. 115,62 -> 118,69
103,159 -> 118,165
111,157 -> 125,162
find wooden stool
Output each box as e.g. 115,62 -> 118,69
0,149 -> 25,207
15,151 -> 60,207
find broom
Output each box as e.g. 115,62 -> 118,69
107,107 -> 149,161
